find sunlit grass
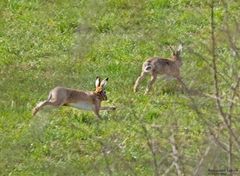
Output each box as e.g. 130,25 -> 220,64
1,0 -> 239,175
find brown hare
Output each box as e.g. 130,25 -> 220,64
32,77 -> 116,119
134,44 -> 183,94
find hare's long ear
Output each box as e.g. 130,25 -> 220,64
100,78 -> 108,88
169,45 -> 176,55
177,44 -> 183,52
95,77 -> 101,87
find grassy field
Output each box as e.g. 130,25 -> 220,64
1,0 -> 240,175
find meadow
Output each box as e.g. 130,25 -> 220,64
1,0 -> 240,175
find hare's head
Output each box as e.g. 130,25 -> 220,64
95,77 -> 108,101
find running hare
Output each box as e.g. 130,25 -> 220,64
134,44 -> 183,94
32,77 -> 116,119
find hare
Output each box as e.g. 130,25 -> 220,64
133,44 -> 183,94
32,77 -> 116,119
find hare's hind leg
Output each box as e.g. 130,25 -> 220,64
32,100 -> 64,116
32,100 -> 49,116
134,72 -> 147,92
32,94 -> 64,116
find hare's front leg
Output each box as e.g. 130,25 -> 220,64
134,72 -> 147,92
145,73 -> 157,94
93,103 -> 101,119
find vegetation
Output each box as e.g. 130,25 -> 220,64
0,0 -> 239,175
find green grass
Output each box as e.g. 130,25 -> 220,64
1,0 -> 240,175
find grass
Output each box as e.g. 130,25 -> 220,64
1,0 -> 240,175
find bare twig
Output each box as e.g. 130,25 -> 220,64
211,0 -> 224,119
222,0 -> 239,58
169,126 -> 183,176
193,144 -> 211,176
162,162 -> 174,176
210,1 -> 240,173
226,76 -> 240,123
141,124 -> 159,176
226,76 -> 240,169
187,47 -> 234,86
209,127 -> 229,153
98,140 -> 113,176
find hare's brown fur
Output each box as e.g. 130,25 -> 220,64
134,44 -> 183,94
32,77 -> 115,119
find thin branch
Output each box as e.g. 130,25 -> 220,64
222,0 -> 239,58
193,145 -> 211,176
99,141 -> 113,176
187,47 -> 234,86
141,124 -> 159,176
210,0 -> 240,151
211,0 -> 224,118
162,162 -> 174,176
211,2 -> 240,172
226,76 -> 240,119
169,127 -> 183,176
226,76 -> 240,170
209,127 -> 229,153
194,127 -> 240,176
180,77 -> 240,152
204,93 -> 239,105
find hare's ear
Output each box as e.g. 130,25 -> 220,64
100,78 -> 108,88
169,46 -> 176,55
95,76 -> 101,87
177,44 -> 183,52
